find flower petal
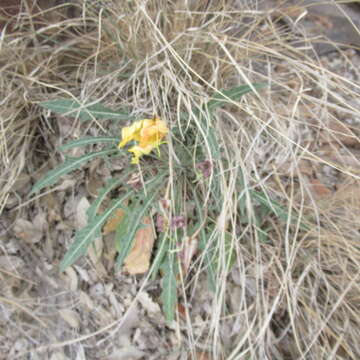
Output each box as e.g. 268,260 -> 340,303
119,117 -> 169,163
118,120 -> 144,148
128,144 -> 154,164
139,119 -> 168,148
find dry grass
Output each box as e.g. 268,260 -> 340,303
1,0 -> 360,359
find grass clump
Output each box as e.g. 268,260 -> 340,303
31,82 -> 269,322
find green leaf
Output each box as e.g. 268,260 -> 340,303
58,137 -> 120,151
193,190 -> 217,291
199,117 -> 220,160
204,229 -> 236,276
114,208 -> 132,253
160,254 -> 177,323
194,180 -> 236,288
30,148 -> 118,195
199,232 -> 217,292
86,177 -> 126,222
251,190 -> 310,231
237,170 -> 247,217
150,233 -> 169,281
206,83 -> 267,111
40,98 -> 133,121
189,108 -> 220,160
115,184 -> 161,269
59,191 -> 133,271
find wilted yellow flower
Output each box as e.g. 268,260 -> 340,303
119,117 -> 168,164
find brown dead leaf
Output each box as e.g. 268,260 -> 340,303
273,102 -> 317,121
86,159 -> 105,197
308,178 -> 332,198
103,209 -> 125,235
0,256 -> 24,272
312,180 -> 360,228
86,176 -> 104,197
176,303 -> 187,319
309,14 -> 333,29
63,266 -> 78,291
298,159 -> 314,177
79,291 -> 95,311
124,217 -> 155,275
192,352 -> 212,360
317,145 -> 360,172
88,236 -> 104,270
56,179 -> 77,192
333,182 -> 360,205
59,309 -> 80,329
103,211 -> 155,274
277,158 -> 314,177
321,120 -> 359,148
13,213 -> 46,244
76,197 -> 90,230
43,193 -> 62,223
138,291 -> 161,315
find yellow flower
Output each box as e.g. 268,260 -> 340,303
118,117 -> 168,164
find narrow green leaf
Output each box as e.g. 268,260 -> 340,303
192,189 -> 217,291
160,255 -> 177,323
203,229 -> 236,278
178,109 -> 220,160
58,137 -> 120,151
198,229 -> 217,292
255,224 -> 269,244
115,184 -> 161,269
59,191 -> 133,271
193,110 -> 220,160
86,177 -> 125,222
207,126 -> 220,160
251,190 -> 283,217
40,98 -> 133,121
237,170 -> 247,217
206,83 -> 267,111
251,190 -> 310,231
199,117 -> 220,160
30,148 -> 118,195
150,233 -> 169,281
114,207 -> 134,253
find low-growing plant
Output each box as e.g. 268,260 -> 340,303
30,82 -> 307,322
